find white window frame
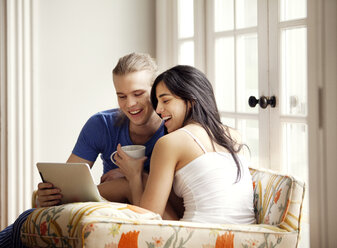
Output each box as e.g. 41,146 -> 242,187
156,0 -> 206,72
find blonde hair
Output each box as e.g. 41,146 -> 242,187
113,52 -> 158,84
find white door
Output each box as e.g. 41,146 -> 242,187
174,0 -> 309,189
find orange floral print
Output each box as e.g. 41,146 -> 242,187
215,232 -> 234,248
152,236 -> 164,247
40,221 -> 47,236
274,189 -> 282,204
243,239 -> 259,248
86,223 -> 95,232
280,199 -> 290,222
118,231 -> 140,248
53,238 -> 59,244
252,181 -> 256,190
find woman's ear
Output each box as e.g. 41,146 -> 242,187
188,100 -> 195,109
185,101 -> 195,115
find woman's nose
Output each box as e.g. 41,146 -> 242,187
156,104 -> 163,114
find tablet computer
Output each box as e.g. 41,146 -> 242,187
37,162 -> 104,204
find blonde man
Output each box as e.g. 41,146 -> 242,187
0,53 -> 166,248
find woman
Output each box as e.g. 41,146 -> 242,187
112,65 -> 255,224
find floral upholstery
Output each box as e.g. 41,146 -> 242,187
21,167 -> 305,247
250,168 -> 305,232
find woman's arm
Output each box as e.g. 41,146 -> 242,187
139,136 -> 178,216
116,135 -> 180,217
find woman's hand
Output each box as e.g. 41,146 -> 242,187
113,144 -> 147,182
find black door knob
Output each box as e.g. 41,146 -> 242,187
248,96 -> 276,109
248,96 -> 259,107
259,96 -> 269,108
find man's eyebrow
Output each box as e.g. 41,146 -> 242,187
116,89 -> 145,95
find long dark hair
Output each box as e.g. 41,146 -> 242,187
151,65 -> 244,181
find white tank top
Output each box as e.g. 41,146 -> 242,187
173,128 -> 256,224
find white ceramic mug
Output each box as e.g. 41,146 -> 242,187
110,145 -> 146,165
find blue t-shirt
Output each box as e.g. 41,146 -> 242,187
72,109 -> 165,174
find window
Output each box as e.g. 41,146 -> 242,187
157,0 -> 309,246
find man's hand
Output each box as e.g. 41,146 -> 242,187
100,168 -> 125,183
37,182 -> 62,207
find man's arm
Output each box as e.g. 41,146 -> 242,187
66,153 -> 94,167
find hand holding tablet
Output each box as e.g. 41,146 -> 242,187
37,162 -> 105,204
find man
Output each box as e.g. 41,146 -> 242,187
37,52 -> 165,207
0,52 -> 166,247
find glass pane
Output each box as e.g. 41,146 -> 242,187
178,0 -> 194,38
215,37 -> 235,112
221,117 -> 235,129
237,119 -> 259,167
282,122 -> 309,247
178,41 -> 194,66
236,0 -> 257,28
282,122 -> 308,183
280,0 -> 307,21
214,0 -> 234,32
236,33 -> 258,113
281,27 -> 307,116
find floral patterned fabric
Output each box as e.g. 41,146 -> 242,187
250,168 -> 305,232
83,219 -> 298,248
21,168 -> 305,248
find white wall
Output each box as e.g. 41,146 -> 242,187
34,0 -> 156,184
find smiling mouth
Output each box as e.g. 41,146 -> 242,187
162,116 -> 172,122
129,109 -> 142,115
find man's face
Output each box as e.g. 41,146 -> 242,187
113,70 -> 155,127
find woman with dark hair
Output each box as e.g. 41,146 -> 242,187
114,65 -> 255,224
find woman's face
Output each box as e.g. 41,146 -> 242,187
155,81 -> 190,133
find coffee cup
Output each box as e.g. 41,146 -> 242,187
110,145 -> 146,165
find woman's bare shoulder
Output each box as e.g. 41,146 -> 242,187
157,129 -> 187,144
155,128 -> 191,151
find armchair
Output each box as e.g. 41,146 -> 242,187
20,167 -> 305,247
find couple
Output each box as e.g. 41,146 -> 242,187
1,53 -> 255,247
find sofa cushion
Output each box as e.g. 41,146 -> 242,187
20,202 -> 161,247
22,215 -> 299,248
83,219 -> 299,248
249,168 -> 305,231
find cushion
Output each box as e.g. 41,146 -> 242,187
53,218 -> 299,247
20,202 -> 161,247
250,168 -> 305,231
